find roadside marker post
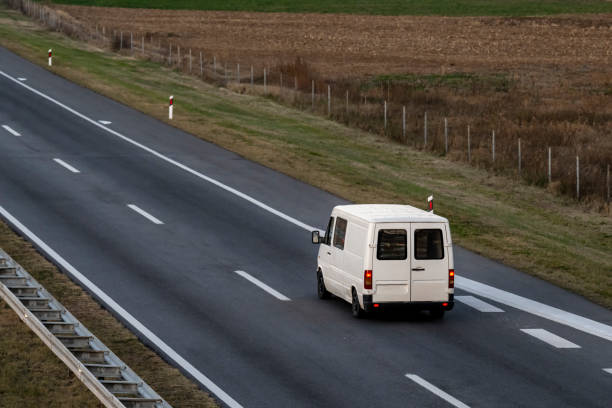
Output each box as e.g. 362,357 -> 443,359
48,49 -> 52,66
169,95 -> 174,120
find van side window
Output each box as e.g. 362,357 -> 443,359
414,229 -> 444,260
324,217 -> 334,246
333,217 -> 347,250
377,229 -> 407,260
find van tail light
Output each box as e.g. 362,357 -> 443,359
364,270 -> 373,289
448,269 -> 455,288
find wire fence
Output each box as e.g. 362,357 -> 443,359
8,0 -> 611,213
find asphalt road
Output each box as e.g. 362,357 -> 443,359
1,47 -> 611,408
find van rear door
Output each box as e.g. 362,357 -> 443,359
372,224 -> 411,302
410,223 -> 449,302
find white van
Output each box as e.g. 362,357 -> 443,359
312,204 -> 454,318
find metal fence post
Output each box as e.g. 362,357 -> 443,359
312,80 -> 315,109
576,156 -> 580,200
467,125 -> 471,162
548,147 -> 552,184
518,138 -> 521,175
384,100 -> 387,129
424,112 -> 428,146
444,117 -> 448,153
492,130 -> 496,163
327,85 -> 331,116
402,106 -> 406,140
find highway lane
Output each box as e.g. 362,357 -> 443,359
1,47 -> 611,407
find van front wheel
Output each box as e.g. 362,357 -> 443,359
351,289 -> 364,318
317,270 -> 330,299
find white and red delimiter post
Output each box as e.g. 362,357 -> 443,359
169,95 -> 174,119
48,49 -> 52,66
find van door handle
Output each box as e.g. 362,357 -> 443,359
327,251 -> 332,255
412,267 -> 425,271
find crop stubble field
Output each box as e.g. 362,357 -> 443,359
53,4 -> 612,205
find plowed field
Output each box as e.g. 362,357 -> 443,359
55,5 -> 612,79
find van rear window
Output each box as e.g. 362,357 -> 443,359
377,229 -> 407,260
414,229 -> 444,260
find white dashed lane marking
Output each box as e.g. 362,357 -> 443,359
456,295 -> 504,312
53,158 -> 80,173
520,329 -> 580,349
235,270 -> 291,301
127,204 -> 164,225
2,125 -> 21,136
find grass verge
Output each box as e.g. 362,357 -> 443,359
0,219 -> 218,406
42,0 -> 612,16
0,5 -> 610,314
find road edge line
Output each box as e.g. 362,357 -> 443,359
0,204 -> 243,408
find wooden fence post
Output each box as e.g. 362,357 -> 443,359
237,63 -> 240,83
264,68 -> 267,93
200,52 -> 203,76
327,85 -> 331,116
251,65 -> 254,86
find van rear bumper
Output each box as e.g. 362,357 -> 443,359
363,294 -> 454,312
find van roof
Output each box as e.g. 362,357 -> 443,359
334,204 -> 448,224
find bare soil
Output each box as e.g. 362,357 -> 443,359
55,5 -> 612,79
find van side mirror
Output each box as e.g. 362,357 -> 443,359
312,230 -> 321,244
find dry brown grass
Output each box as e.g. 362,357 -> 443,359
0,219 -> 218,407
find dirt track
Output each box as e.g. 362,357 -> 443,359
56,5 -> 612,78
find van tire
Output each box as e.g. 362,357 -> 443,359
351,288 -> 364,318
317,270 -> 330,299
430,306 -> 445,319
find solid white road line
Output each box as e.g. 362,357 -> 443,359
405,374 -> 470,408
520,329 -> 581,349
0,70 -> 321,234
235,270 -> 291,301
2,124 -> 21,136
127,204 -> 164,225
455,295 -> 504,313
53,158 -> 80,173
456,276 -> 612,343
3,70 -> 612,344
0,205 -> 243,408
603,368 -> 612,375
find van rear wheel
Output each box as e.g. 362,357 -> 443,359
317,270 -> 330,299
351,289 -> 364,318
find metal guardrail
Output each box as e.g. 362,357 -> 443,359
0,248 -> 171,408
